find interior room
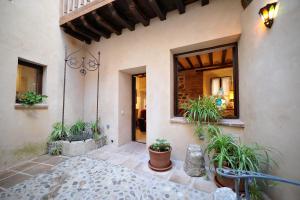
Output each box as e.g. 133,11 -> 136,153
134,74 -> 146,143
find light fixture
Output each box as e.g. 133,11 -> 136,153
259,2 -> 279,28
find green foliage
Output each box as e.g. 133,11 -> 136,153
19,91 -> 47,106
50,146 -> 62,156
150,139 -> 171,152
49,122 -> 68,141
69,120 -> 86,136
90,119 -> 101,140
205,132 -> 276,199
182,96 -> 222,139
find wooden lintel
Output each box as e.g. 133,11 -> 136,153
174,0 -> 185,14
108,3 -> 135,31
127,0 -> 150,26
60,0 -> 115,25
92,11 -> 121,35
80,16 -> 110,39
148,0 -> 166,21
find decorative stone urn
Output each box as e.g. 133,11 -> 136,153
183,144 -> 205,177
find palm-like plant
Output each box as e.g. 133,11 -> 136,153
49,122 -> 68,141
69,120 -> 86,136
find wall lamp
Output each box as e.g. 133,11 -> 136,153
259,2 -> 279,28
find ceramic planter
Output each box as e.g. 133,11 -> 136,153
148,147 -> 172,172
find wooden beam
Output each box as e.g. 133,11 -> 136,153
185,57 -> 194,68
92,11 -> 121,35
107,3 -> 135,31
80,16 -> 110,39
221,49 -> 227,64
127,0 -> 150,26
62,26 -> 91,44
60,0 -> 115,25
148,0 -> 166,21
174,0 -> 185,14
67,22 -> 100,41
201,0 -> 209,6
180,63 -> 233,72
196,55 -> 203,67
176,58 -> 184,70
208,52 -> 213,65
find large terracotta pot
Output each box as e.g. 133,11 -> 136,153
148,147 -> 172,171
214,164 -> 245,192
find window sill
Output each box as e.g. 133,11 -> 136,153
170,117 -> 245,128
14,103 -> 48,110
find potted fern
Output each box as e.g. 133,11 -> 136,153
148,139 -> 172,171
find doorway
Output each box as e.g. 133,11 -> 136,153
132,73 -> 146,143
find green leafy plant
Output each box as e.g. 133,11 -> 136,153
49,122 -> 68,141
69,120 -> 86,136
50,146 -> 62,155
90,119 -> 101,140
150,139 -> 171,152
205,132 -> 276,199
182,96 -> 222,139
19,91 -> 47,106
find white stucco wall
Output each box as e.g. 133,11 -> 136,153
83,0 -> 243,160
0,0 -> 85,169
239,0 -> 300,199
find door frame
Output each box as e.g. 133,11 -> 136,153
131,73 -> 146,143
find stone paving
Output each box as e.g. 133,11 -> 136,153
0,142 -> 220,200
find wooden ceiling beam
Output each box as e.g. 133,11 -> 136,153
107,3 -> 135,31
176,58 -> 184,70
92,11 -> 121,35
127,0 -> 150,26
80,16 -> 110,39
148,0 -> 166,21
174,0 -> 185,14
221,49 -> 227,64
201,0 -> 209,6
180,63 -> 233,72
196,55 -> 203,68
185,57 -> 194,68
63,27 -> 91,44
67,22 -> 99,42
208,52 -> 213,65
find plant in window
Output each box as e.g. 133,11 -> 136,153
148,139 -> 172,171
182,96 -> 222,139
18,91 -> 47,106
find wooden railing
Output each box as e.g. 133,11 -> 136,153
62,0 -> 94,16
60,0 -> 114,25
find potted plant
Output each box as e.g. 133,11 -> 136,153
68,120 -> 89,142
18,91 -> 47,106
182,96 -> 222,140
148,139 -> 172,171
47,122 -> 68,155
206,132 -> 274,199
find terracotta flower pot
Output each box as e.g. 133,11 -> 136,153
148,147 -> 172,172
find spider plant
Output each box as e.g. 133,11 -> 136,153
90,119 -> 101,140
49,122 -> 68,141
69,120 -> 86,136
182,96 -> 222,139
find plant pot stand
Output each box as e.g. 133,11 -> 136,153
148,160 -> 172,172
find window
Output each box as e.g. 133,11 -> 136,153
174,43 -> 239,118
16,58 -> 44,103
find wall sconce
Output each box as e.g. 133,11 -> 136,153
259,2 -> 279,28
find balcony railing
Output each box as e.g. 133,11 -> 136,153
60,0 -> 114,25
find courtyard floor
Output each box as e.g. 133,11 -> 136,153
0,142 -> 218,199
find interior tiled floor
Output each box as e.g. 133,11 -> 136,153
135,128 -> 146,143
0,142 -> 218,198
